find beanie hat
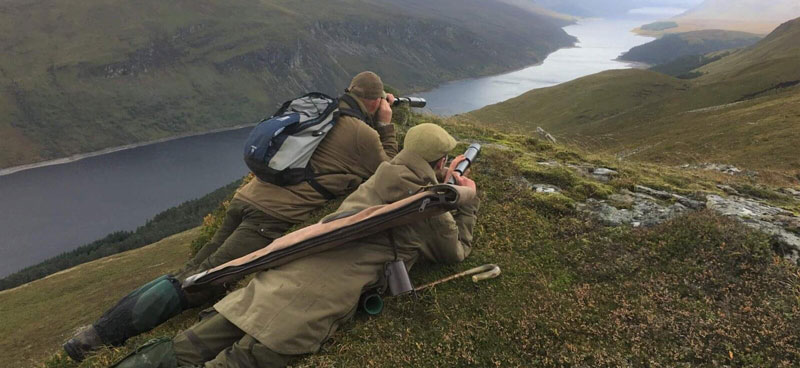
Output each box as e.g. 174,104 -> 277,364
346,71 -> 387,99
403,123 -> 457,162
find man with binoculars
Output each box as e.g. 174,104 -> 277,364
64,71 -> 403,362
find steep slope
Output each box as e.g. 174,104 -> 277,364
470,18 -> 800,172
0,0 -> 575,169
9,116 -> 799,367
619,30 -> 762,65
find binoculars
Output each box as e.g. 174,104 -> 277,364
447,143 -> 481,185
391,97 -> 427,108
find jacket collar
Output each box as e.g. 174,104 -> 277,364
390,150 -> 439,186
342,92 -> 375,123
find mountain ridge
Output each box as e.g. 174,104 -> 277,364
619,29 -> 762,65
0,0 -> 575,169
636,0 -> 800,34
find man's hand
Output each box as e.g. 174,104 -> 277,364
444,155 -> 477,191
376,93 -> 395,124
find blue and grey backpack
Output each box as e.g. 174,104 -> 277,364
243,92 -> 366,199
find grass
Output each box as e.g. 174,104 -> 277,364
1,116 -> 795,367
0,229 -> 199,367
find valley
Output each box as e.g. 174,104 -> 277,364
2,2 -> 800,367
469,17 -> 800,176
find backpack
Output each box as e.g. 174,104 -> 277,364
243,92 -> 366,199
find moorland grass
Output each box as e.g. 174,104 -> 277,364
11,117 -> 797,368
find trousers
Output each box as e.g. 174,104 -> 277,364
173,311 -> 293,368
94,198 -> 291,346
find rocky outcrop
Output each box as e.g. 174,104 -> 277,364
577,192 -> 691,227
707,195 -> 800,263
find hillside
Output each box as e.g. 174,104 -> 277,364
4,115 -> 799,367
529,0 -> 701,17
470,17 -> 800,174
636,0 -> 800,34
619,30 -> 761,65
0,0 -> 575,169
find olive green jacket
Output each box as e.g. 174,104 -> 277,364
234,93 -> 398,223
215,149 -> 480,355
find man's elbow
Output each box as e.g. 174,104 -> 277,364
439,244 -> 470,264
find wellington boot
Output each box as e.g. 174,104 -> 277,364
63,324 -> 103,362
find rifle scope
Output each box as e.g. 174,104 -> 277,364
447,143 -> 481,185
392,97 -> 427,108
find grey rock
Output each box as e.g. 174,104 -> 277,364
577,200 -> 633,227
717,184 -> 740,195
511,176 -> 560,194
511,176 -> 534,190
706,195 -> 793,218
633,185 -> 673,200
592,168 -> 618,176
536,127 -> 557,144
633,185 -> 705,210
577,196 -> 690,228
681,163 -> 752,176
536,161 -> 561,167
590,168 -> 618,182
779,188 -> 800,198
533,184 -> 561,194
609,193 -> 635,206
706,195 -> 800,264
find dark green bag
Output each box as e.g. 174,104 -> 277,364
110,337 -> 178,368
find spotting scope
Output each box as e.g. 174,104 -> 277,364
447,143 -> 481,185
392,97 -> 427,108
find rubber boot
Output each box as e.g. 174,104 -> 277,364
62,324 -> 103,362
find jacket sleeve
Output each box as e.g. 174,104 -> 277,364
421,196 -> 480,264
375,124 -> 399,158
355,122 -> 398,175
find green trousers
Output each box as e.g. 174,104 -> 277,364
95,198 -> 291,346
112,311 -> 293,368
173,310 -> 294,368
177,198 -> 291,281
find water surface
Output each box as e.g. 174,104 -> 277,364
419,12 -> 680,115
0,128 -> 250,277
0,9 -> 684,277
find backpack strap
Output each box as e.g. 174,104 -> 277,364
338,94 -> 371,126
305,166 -> 336,200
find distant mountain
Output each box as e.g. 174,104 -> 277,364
470,17 -> 800,172
530,0 -> 702,17
640,0 -> 800,34
620,30 -> 762,65
679,0 -> 800,22
0,0 -> 575,169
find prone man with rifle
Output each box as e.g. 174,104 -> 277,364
64,71 -> 430,362
111,123 -> 483,368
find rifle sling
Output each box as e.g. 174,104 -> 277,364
182,185 -> 472,291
